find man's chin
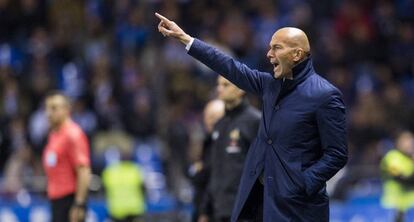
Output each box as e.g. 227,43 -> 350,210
273,72 -> 282,79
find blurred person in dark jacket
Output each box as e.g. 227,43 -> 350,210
198,76 -> 260,222
381,130 -> 414,222
188,99 -> 225,222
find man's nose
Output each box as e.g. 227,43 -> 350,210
266,50 -> 272,59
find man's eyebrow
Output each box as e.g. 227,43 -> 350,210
270,43 -> 282,48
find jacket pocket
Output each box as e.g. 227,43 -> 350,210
269,145 -> 305,197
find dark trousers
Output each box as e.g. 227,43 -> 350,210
238,180 -> 264,222
254,200 -> 263,222
215,217 -> 231,222
111,215 -> 143,222
50,194 -> 86,222
216,214 -> 262,222
50,194 -> 75,222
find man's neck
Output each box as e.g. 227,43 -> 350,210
51,118 -> 69,131
286,56 -> 308,80
225,97 -> 243,111
283,72 -> 293,81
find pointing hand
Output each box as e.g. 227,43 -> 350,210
155,12 -> 192,45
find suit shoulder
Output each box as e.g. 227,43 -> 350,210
304,73 -> 342,100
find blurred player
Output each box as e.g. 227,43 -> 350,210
381,131 -> 414,222
43,91 -> 91,222
102,151 -> 146,222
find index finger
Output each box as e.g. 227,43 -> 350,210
155,13 -> 170,22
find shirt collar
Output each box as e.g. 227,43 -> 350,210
281,56 -> 314,91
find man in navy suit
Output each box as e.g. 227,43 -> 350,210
156,13 -> 348,222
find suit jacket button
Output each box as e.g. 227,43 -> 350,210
250,170 -> 255,176
275,105 -> 280,110
267,139 -> 273,145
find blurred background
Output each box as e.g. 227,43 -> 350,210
0,0 -> 413,221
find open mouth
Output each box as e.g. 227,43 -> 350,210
272,62 -> 279,72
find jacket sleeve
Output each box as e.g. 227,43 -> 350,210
199,189 -> 213,216
246,110 -> 261,142
303,91 -> 348,196
188,38 -> 271,96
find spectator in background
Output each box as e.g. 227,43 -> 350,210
188,99 -> 225,222
123,90 -> 156,138
91,130 -> 134,173
102,151 -> 146,222
3,116 -> 32,193
115,4 -> 148,55
43,91 -> 91,222
16,0 -> 47,40
72,98 -> 97,136
381,131 -> 414,222
1,77 -> 30,118
28,103 -> 48,152
90,55 -> 123,130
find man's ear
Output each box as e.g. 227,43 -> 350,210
239,89 -> 246,97
293,48 -> 304,62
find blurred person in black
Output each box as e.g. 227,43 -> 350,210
198,76 -> 260,222
188,99 -> 225,222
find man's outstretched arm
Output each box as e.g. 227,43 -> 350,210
155,13 -> 271,96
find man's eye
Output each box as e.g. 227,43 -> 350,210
271,46 -> 280,51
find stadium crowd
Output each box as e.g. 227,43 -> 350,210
0,0 -> 413,207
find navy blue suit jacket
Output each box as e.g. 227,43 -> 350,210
188,39 -> 348,222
